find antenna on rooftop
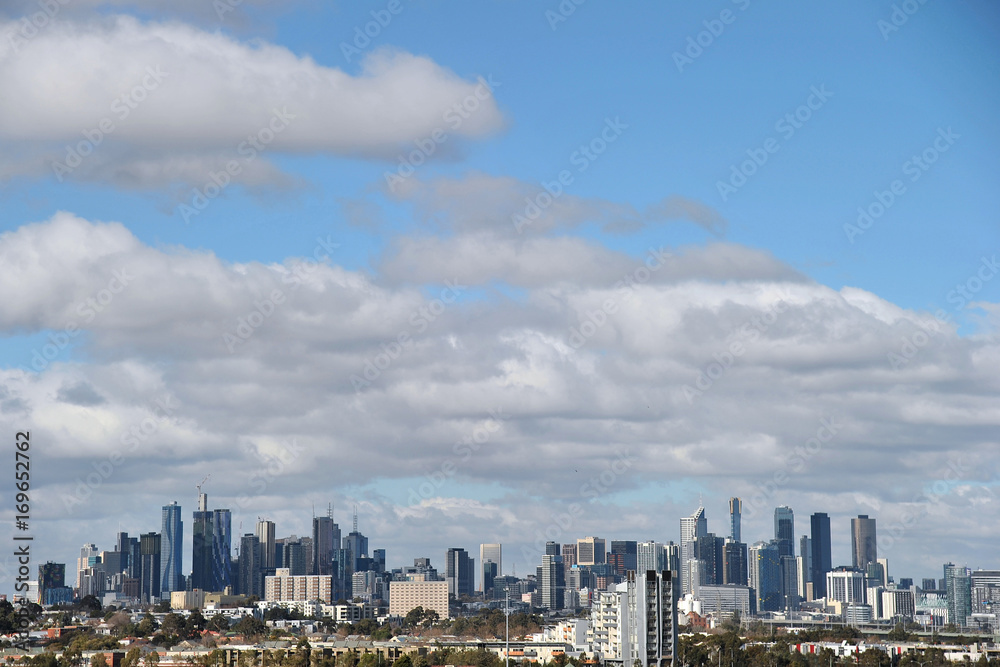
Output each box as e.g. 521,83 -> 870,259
353,505 -> 358,532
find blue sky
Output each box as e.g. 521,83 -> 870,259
0,0 -> 998,588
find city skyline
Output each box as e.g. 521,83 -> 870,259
0,1 -> 998,599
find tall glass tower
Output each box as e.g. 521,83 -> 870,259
160,501 -> 183,593
729,497 -> 742,542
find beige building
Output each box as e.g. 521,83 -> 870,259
388,580 -> 449,619
265,568 -> 333,603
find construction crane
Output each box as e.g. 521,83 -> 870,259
196,474 -> 211,494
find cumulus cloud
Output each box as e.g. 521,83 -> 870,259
0,212 -> 997,580
0,16 -> 504,190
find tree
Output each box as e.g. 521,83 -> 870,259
137,614 -> 159,637
145,652 -> 161,667
154,600 -> 172,613
92,655 -> 108,667
403,607 -> 424,629
234,616 -> 266,639
122,648 -> 143,667
208,614 -> 230,633
392,657 -> 412,667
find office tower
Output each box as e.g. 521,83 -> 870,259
898,577 -> 913,589
212,508 -> 232,591
446,547 -> 474,598
139,532 -> 161,602
637,541 -> 664,574
611,540 -> 638,575
343,513 -> 369,570
826,567 -> 866,604
877,558 -> 889,585
117,532 -> 139,579
76,544 -> 99,589
867,561 -> 887,588
313,514 -> 340,576
722,540 -> 748,586
256,519 -> 276,570
561,543 -> 578,568
694,534 -> 724,585
799,535 -> 812,595
774,506 -> 794,558
540,553 -> 565,609
577,537 -> 606,565
680,506 -> 707,593
616,570 -> 678,667
748,541 -> 781,612
922,577 -> 938,591
779,554 -> 799,610
664,543 -> 680,574
373,549 -> 386,573
480,543 -> 502,592
160,501 -> 183,594
238,533 -> 262,597
851,515 -> 877,570
333,547 -> 353,600
729,497 -> 742,542
944,563 -> 972,628
281,538 -> 307,576
482,560 -> 498,595
191,493 -> 213,590
810,512 -> 832,598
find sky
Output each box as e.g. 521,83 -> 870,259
0,0 -> 998,596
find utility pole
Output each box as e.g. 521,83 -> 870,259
505,589 -> 511,667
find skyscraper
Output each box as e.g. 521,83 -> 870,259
480,543 -> 502,592
729,497 -> 742,542
343,509 -> 369,570
191,493 -> 213,590
577,537 -> 606,565
944,563 -> 972,628
722,540 -> 748,586
256,519 -> 276,570
238,533 -> 262,597
748,541 -> 781,612
611,540 -> 638,574
637,541 -> 665,574
312,514 -> 340,576
160,501 -> 183,594
680,506 -> 707,593
540,552 -> 565,610
139,532 -> 161,602
798,535 -> 812,598
810,512 -> 832,598
774,506 -> 794,557
851,515 -> 877,570
210,508 -> 232,591
562,544 -> 578,568
446,547 -> 474,598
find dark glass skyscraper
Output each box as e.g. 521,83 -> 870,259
211,508 -> 232,591
851,515 -> 877,570
191,494 -> 213,590
774,506 -> 794,557
139,532 -> 161,602
312,515 -> 340,576
160,501 -> 183,594
810,512 -> 832,598
729,497 -> 742,542
446,547 -> 474,598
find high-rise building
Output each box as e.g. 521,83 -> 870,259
212,508 -> 232,591
117,532 -> 139,579
577,537 -> 606,566
313,514 -> 340,576
343,526 -> 369,570
610,540 -> 638,576
445,547 -> 474,598
780,554 -> 799,610
76,544 -> 99,590
694,534 -> 724,585
139,532 -> 161,602
480,543 -> 502,592
160,501 -> 183,594
256,519 -> 276,570
810,512 -> 832,598
748,541 -> 781,612
971,570 -> 1000,615
562,544 -> 577,569
798,535 -> 812,599
722,540 -> 748,586
774,506 -> 794,558
540,553 -> 565,610
238,533 -> 262,597
680,507 -> 707,593
38,562 -> 66,604
590,570 -> 677,667
729,497 -> 742,542
191,494 -> 213,590
826,567 -> 866,604
851,515 -> 877,570
637,541 -> 664,574
944,563 -> 972,628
